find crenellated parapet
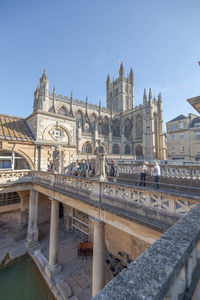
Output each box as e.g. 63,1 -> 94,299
48,92 -> 110,113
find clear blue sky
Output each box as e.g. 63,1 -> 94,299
0,0 -> 200,126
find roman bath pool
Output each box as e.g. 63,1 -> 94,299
0,255 -> 55,300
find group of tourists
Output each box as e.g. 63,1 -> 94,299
71,159 -> 94,177
48,155 -> 160,188
70,159 -> 118,179
139,161 -> 161,189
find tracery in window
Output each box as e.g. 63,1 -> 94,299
113,119 -> 120,138
113,144 -> 120,154
57,106 -> 68,117
135,115 -> 143,139
75,110 -> 84,130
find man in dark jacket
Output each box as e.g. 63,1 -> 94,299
110,160 -> 117,181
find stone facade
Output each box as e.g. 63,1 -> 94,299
31,65 -> 166,165
166,113 -> 200,161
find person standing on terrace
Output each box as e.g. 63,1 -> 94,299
139,161 -> 148,187
152,161 -> 161,189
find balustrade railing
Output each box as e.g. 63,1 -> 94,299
1,170 -> 200,218
33,171 -> 199,217
117,163 -> 200,180
0,170 -> 32,184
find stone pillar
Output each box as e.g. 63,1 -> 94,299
26,189 -> 38,248
92,219 -> 105,297
63,204 -> 74,230
45,198 -> 61,278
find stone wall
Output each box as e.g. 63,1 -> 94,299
38,193 -> 51,225
105,224 -> 150,261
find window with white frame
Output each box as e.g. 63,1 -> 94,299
171,134 -> 175,140
179,122 -> 184,129
195,133 -> 200,140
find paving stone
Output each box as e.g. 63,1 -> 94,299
56,279 -> 72,300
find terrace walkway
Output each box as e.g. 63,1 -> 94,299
0,169 -> 200,299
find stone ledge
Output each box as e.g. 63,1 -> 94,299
92,204 -> 200,300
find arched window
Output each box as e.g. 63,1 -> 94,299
125,145 -> 131,154
113,119 -> 120,138
75,111 -> 84,131
136,115 -> 143,139
89,114 -> 97,132
102,117 -> 109,136
57,106 -> 68,117
124,119 -> 131,139
113,144 -> 120,154
0,150 -> 30,170
49,106 -> 55,113
82,142 -> 92,154
135,145 -> 143,159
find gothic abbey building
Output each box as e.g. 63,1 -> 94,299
0,63 -> 166,172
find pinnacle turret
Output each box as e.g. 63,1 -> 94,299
69,90 -> 74,117
143,88 -> 147,105
119,62 -> 124,78
129,68 -> 134,84
85,96 -> 88,115
158,92 -> 162,103
41,69 -> 47,82
107,74 -> 111,87
148,88 -> 152,102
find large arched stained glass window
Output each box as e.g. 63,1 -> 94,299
82,142 -> 92,154
125,144 -> 131,154
102,117 -> 109,136
136,115 -> 143,139
113,144 -> 120,154
89,114 -> 97,132
124,119 -> 131,139
75,111 -> 84,131
113,119 -> 120,138
57,106 -> 68,117
135,145 -> 143,159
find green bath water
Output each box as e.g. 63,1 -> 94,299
0,255 -> 55,300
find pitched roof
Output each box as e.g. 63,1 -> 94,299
0,114 -> 34,141
168,114 -> 187,123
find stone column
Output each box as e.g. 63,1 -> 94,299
45,198 -> 61,278
92,219 -> 105,297
26,189 -> 38,248
63,204 -> 74,230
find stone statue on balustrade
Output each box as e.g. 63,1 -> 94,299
95,140 -> 107,181
53,147 -> 61,173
